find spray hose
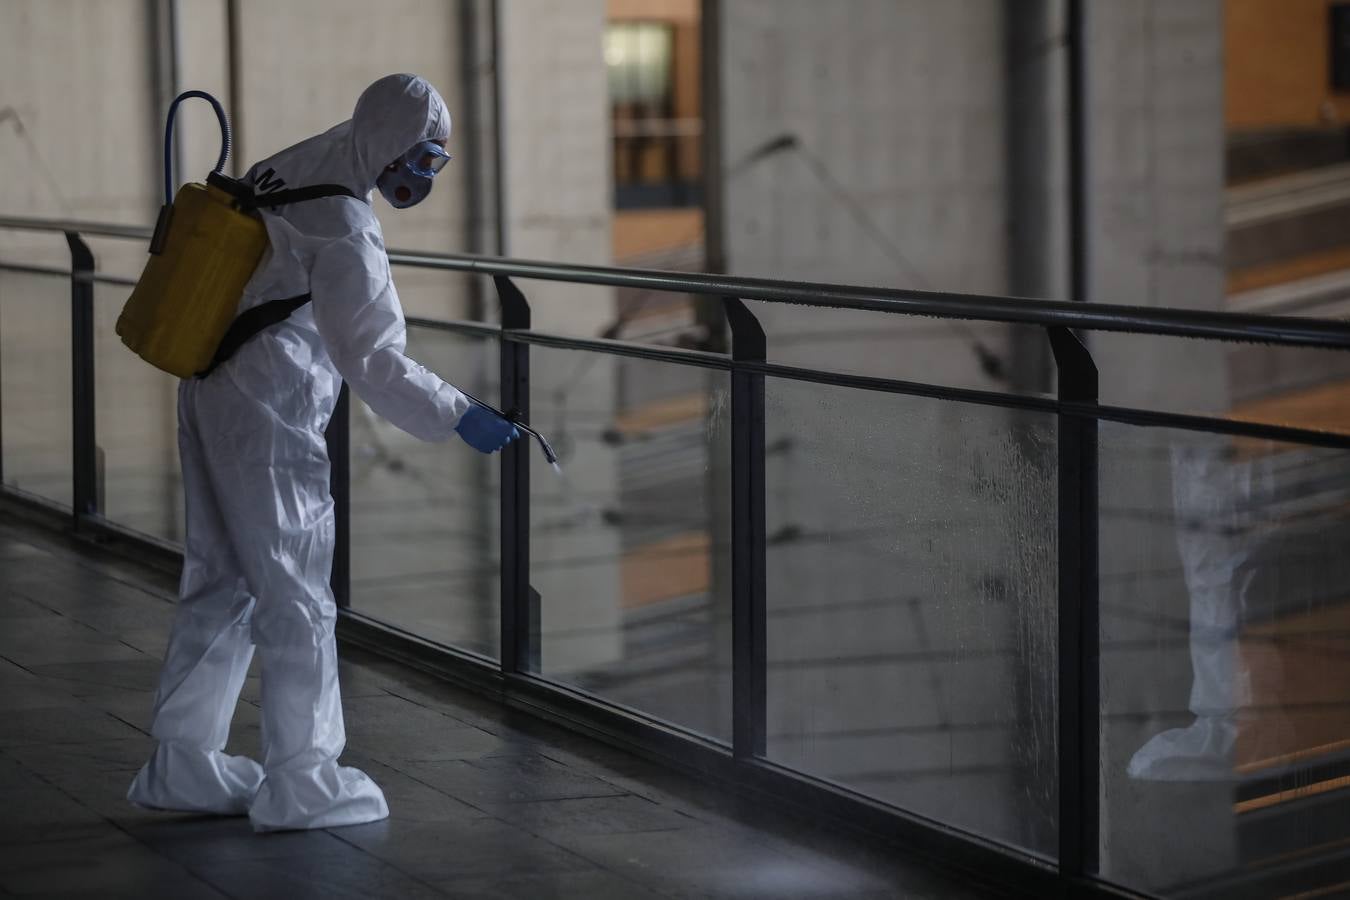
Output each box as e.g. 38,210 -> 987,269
162,90 -> 231,204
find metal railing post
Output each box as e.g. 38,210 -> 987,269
1049,325 -> 1100,877
498,275 -> 535,673
327,383 -> 351,608
0,261 -> 4,488
725,297 -> 767,759
66,232 -> 98,527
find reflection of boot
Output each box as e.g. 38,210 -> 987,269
1128,716 -> 1237,782
1127,446 -> 1265,784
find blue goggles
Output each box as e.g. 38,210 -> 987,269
400,140 -> 451,177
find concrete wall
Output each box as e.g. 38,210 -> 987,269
1089,0 -> 1229,409
0,0 -> 481,300
720,0 -> 1008,294
498,0 -> 613,279
718,0 -> 1010,388
0,1 -> 160,239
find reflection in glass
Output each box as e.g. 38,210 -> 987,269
763,378 -> 1058,858
0,271 -> 73,508
529,344 -> 732,742
348,327 -> 502,658
94,283 -> 183,543
1100,426 -> 1350,895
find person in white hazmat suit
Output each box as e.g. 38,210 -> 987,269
1127,445 -> 1272,781
127,74 -> 518,831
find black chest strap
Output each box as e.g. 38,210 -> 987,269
196,293 -> 312,378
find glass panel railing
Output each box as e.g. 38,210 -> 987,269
1093,331 -> 1350,429
93,281 -> 183,543
348,323 -> 502,659
9,218 -> 1350,897
762,376 -> 1060,859
752,300 -> 1044,399
527,343 -> 733,742
0,269 -> 73,508
1098,425 -> 1350,896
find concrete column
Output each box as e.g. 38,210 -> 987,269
496,0 -> 621,674
1004,0 -> 1067,394
1087,1 -> 1236,891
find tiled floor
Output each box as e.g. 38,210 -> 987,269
0,509 -> 999,899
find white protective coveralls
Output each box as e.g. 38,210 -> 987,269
128,74 -> 470,830
1127,445 -> 1272,781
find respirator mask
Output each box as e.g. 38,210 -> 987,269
376,139 -> 451,209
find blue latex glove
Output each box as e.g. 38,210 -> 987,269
455,404 -> 520,454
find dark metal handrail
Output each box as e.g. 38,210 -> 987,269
5,213 -> 1350,349
386,251 -> 1350,350
0,216 -> 154,241
0,261 -> 139,287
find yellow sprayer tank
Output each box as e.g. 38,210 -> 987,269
116,180 -> 267,378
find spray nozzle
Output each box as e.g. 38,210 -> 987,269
459,390 -> 561,473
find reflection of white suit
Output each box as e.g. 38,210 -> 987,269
1129,445 -> 1270,781
129,74 -> 470,830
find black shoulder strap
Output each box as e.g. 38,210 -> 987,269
245,184 -> 360,210
205,172 -> 360,211
197,293 -> 312,378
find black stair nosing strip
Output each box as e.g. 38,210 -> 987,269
1237,748 -> 1350,805
1166,843 -> 1350,900
1238,801 -> 1350,867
